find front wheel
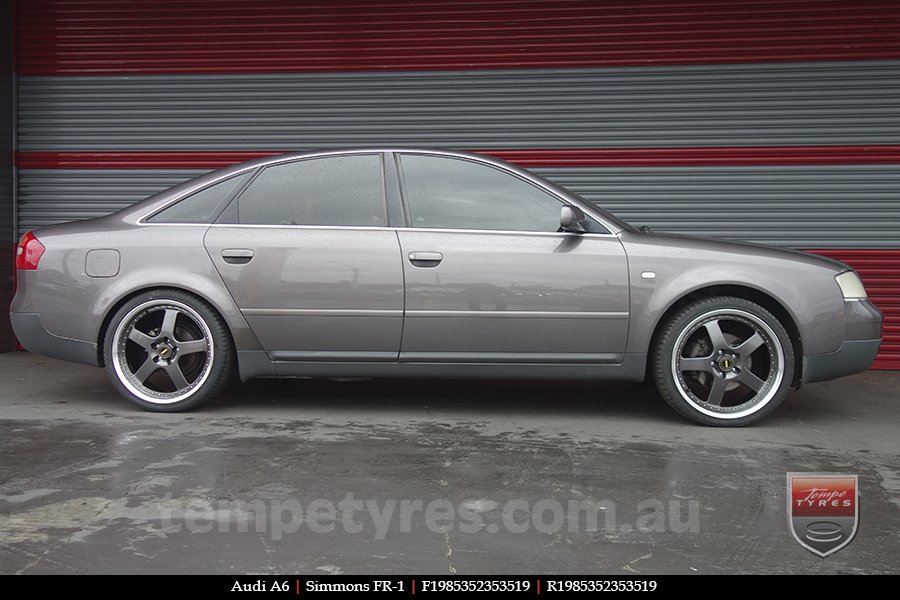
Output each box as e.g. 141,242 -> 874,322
652,296 -> 795,426
103,289 -> 234,411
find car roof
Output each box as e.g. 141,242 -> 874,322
245,147 -> 500,167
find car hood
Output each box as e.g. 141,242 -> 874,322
627,231 -> 851,273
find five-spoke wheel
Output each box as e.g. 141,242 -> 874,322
104,289 -> 234,411
653,297 -> 794,426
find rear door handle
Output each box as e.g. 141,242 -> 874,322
408,251 -> 443,267
221,248 -> 254,265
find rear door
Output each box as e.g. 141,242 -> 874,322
204,153 -> 404,361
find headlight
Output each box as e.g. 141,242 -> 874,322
835,271 -> 867,299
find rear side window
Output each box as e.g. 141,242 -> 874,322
147,173 -> 251,223
234,155 -> 386,226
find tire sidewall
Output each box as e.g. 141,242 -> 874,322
653,297 -> 795,426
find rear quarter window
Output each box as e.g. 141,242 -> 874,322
147,173 -> 251,223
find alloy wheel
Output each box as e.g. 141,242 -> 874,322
111,299 -> 214,404
671,308 -> 785,420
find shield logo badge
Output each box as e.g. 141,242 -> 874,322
787,473 -> 858,557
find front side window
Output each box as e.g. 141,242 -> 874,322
234,154 -> 385,226
147,172 -> 251,223
400,154 -> 567,233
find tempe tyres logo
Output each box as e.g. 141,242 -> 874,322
787,473 -> 858,557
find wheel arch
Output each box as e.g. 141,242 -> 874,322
648,284 -> 804,387
96,285 -> 234,367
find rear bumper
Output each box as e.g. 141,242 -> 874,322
10,312 -> 100,367
802,299 -> 882,384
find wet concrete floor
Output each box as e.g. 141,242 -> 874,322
1,352 -> 898,574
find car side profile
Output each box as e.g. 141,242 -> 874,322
11,149 -> 883,425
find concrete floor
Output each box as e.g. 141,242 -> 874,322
0,352 -> 898,575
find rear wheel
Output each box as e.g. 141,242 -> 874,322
103,289 -> 234,411
652,296 -> 795,426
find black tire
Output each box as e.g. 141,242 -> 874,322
103,288 -> 234,412
652,296 -> 795,426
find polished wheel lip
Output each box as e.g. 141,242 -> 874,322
112,299 -> 214,405
671,308 -> 785,420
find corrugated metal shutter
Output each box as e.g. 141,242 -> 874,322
12,0 -> 900,368
16,169 -> 207,230
16,62 -> 900,150
15,0 -> 900,74
15,63 -> 900,247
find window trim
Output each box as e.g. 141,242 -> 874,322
395,152 -> 611,235
205,222 -> 617,239
216,152 -> 389,228
394,152 -> 412,228
383,152 -> 407,228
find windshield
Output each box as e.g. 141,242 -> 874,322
591,205 -> 638,233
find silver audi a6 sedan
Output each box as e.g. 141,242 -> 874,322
11,149 -> 883,425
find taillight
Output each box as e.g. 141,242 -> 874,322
16,230 -> 45,270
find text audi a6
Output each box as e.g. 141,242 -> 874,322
11,149 -> 882,425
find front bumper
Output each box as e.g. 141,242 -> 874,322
10,312 -> 100,367
802,299 -> 882,384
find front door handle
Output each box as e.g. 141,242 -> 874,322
408,251 -> 443,267
221,248 -> 254,265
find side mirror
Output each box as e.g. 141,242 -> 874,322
560,205 -> 586,232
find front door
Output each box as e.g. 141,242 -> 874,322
395,153 -> 629,363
